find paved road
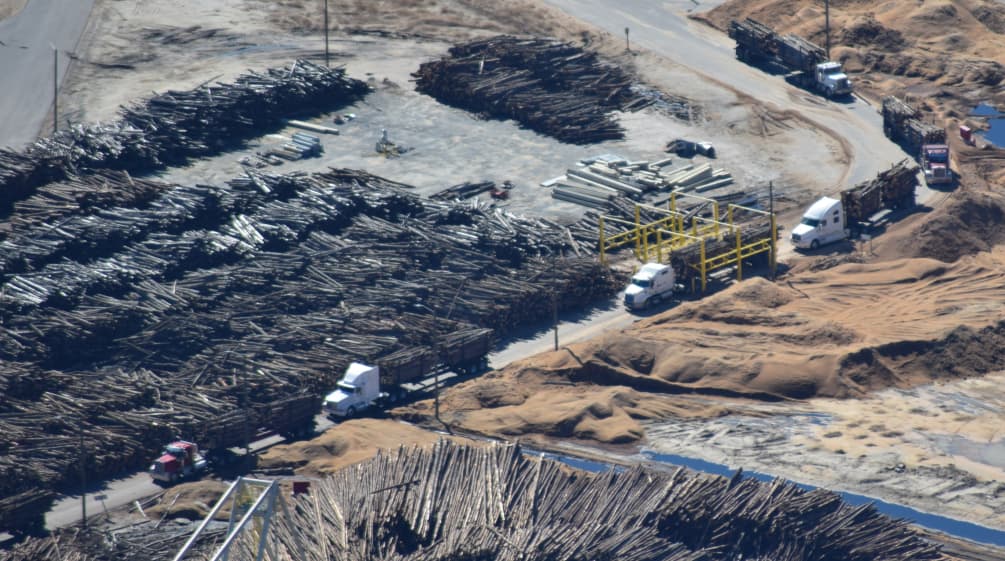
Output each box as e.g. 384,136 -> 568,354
0,0 -> 96,149
544,0 -> 909,187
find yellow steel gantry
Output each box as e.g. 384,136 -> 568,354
598,192 -> 776,293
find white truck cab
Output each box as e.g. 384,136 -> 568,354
791,196 -> 847,250
324,362 -> 383,418
624,263 -> 676,310
814,61 -> 852,97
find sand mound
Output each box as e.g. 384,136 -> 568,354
400,249 -> 1005,442
258,418 -> 457,477
145,480 -> 229,521
873,188 -> 1005,263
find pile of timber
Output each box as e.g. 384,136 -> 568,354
882,95 -> 946,153
219,442 -> 939,561
429,181 -> 497,201
0,169 -> 620,531
0,60 -> 369,221
413,36 -> 692,144
841,158 -> 918,223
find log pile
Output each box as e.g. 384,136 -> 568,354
841,158 -> 918,224
223,441 -> 940,561
0,169 -> 619,532
0,60 -> 369,222
413,36 -> 692,144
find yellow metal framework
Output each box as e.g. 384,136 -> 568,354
599,193 -> 777,293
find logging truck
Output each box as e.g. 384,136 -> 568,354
325,329 -> 493,418
792,160 -> 918,249
729,18 -> 852,98
881,96 -> 953,186
148,393 -> 319,484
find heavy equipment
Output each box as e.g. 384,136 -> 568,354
729,18 -> 852,98
325,328 -> 492,418
882,96 -> 952,186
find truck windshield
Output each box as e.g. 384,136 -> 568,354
631,278 -> 651,288
800,217 -> 820,227
337,382 -> 358,392
925,150 -> 948,163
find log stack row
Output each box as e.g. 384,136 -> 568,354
0,169 -> 619,532
0,60 -> 369,221
413,36 -> 692,144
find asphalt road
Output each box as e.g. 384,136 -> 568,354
0,0 -> 96,149
543,0 -> 909,187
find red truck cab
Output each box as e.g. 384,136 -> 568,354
921,144 -> 952,185
149,440 -> 208,484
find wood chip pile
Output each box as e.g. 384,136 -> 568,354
0,60 -> 369,218
0,169 -> 619,533
413,36 -> 692,144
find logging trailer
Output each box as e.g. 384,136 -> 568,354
882,96 -> 953,186
729,18 -> 852,98
325,328 -> 493,418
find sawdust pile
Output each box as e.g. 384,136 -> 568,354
257,418 -> 472,477
145,480 -> 229,521
402,250 -> 1005,441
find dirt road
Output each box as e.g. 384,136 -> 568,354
0,0 -> 95,148
543,0 -> 908,188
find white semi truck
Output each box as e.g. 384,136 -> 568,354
325,328 -> 493,418
624,263 -> 677,311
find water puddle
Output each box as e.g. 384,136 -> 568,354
932,435 -> 1005,468
969,103 -> 1005,147
971,103 -> 1002,117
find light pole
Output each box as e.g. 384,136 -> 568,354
323,0 -> 330,67
824,0 -> 830,60
624,27 -> 630,52
51,43 -> 58,134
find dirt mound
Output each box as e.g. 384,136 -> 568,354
840,15 -> 907,51
258,419 -> 458,477
873,188 -> 1005,263
145,480 -> 229,521
399,248 -> 1005,442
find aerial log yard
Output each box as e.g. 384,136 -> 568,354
0,0 -> 1004,560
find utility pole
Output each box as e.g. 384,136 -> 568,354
824,0 -> 831,60
52,45 -> 58,134
79,430 -> 87,527
323,0 -> 330,67
769,181 -> 776,280
552,255 -> 559,351
624,27 -> 630,52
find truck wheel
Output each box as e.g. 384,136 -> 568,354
810,240 -> 820,250
346,406 -> 357,418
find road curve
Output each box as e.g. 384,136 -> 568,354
0,0 -> 96,149
543,0 -> 908,187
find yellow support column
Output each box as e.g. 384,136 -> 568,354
598,216 -> 606,265
770,212 -> 777,280
634,205 -> 641,258
712,201 -> 720,237
656,230 -> 663,263
736,227 -> 743,281
700,239 -> 707,294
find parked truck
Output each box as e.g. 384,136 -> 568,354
881,96 -> 952,185
624,263 -> 678,310
325,328 -> 493,418
148,392 -> 319,484
791,159 -> 918,249
729,18 -> 853,98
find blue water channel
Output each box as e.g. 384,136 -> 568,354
536,448 -> 1005,547
970,103 -> 1005,148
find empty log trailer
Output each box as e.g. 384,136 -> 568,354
729,18 -> 853,98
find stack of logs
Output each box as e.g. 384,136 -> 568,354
0,169 -> 620,533
841,158 -> 918,224
0,60 -> 369,219
222,442 -> 940,561
413,36 -> 692,144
